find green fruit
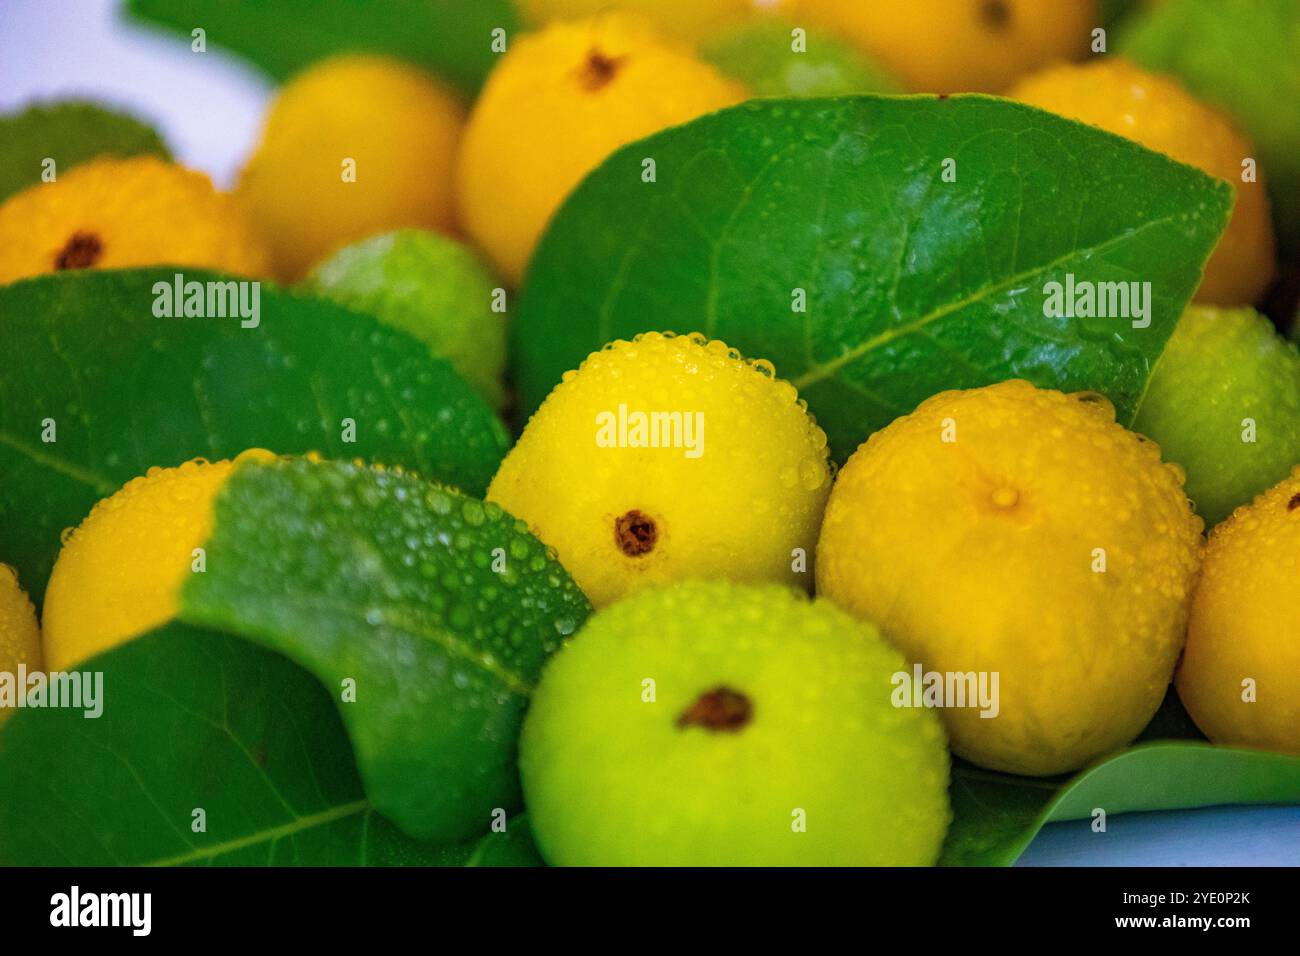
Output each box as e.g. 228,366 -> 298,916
1134,306 -> 1300,527
519,581 -> 951,866
302,229 -> 508,409
702,19 -> 900,98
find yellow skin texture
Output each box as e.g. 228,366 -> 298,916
238,55 -> 465,280
487,332 -> 832,608
784,0 -> 1095,93
0,156 -> 269,282
1177,469 -> 1300,755
816,380 -> 1203,777
42,450 -> 275,671
517,0 -> 760,42
1010,58 -> 1276,306
520,581 -> 952,866
455,14 -> 748,285
0,564 -> 42,723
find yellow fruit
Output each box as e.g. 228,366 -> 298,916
517,0 -> 758,42
487,331 -> 833,608
816,380 -> 1202,776
0,156 -> 269,283
42,449 -> 276,671
238,55 -> 465,280
1010,58 -> 1275,305
785,0 -> 1095,93
456,14 -> 748,285
1176,469 -> 1300,754
0,564 -> 42,721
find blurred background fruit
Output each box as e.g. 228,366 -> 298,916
520,580 -> 952,865
455,13 -> 748,285
0,155 -> 268,282
1176,468 -> 1300,755
516,0 -> 760,42
1010,58 -> 1276,306
237,54 -> 464,280
817,380 -> 1203,776
0,564 -> 42,719
302,229 -> 509,410
1133,306 -> 1300,527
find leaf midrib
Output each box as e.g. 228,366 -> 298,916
147,799 -> 372,866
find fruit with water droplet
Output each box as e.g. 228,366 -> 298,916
0,563 -> 42,721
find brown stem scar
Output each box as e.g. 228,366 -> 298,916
578,49 -> 627,90
615,509 -> 656,556
54,231 -> 103,270
677,687 -> 752,732
1287,493 -> 1300,511
980,0 -> 1011,29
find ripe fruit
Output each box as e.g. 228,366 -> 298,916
702,18 -> 902,97
42,449 -> 276,671
487,331 -> 833,607
1133,306 -> 1300,528
238,55 -> 464,280
520,581 -> 952,866
0,564 -> 41,720
784,0 -> 1095,93
302,229 -> 508,409
817,380 -> 1203,776
1177,470 -> 1300,755
517,0 -> 757,42
1010,58 -> 1276,306
455,14 -> 748,285
0,156 -> 268,283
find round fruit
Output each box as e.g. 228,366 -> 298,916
1176,469 -> 1300,754
516,0 -> 757,42
1133,306 -> 1300,528
42,449 -> 276,671
520,580 -> 952,866
783,0 -> 1095,93
1010,58 -> 1275,306
702,18 -> 902,97
302,229 -> 508,409
487,331 -> 833,607
817,380 -> 1203,776
238,55 -> 464,280
0,156 -> 268,283
0,564 -> 42,721
455,14 -> 748,285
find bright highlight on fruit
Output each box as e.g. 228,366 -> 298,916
1133,306 -> 1300,528
1176,469 -> 1300,755
0,156 -> 269,283
487,331 -> 833,608
41,449 -> 277,671
517,0 -> 759,43
1010,58 -> 1276,306
0,563 -> 42,719
455,13 -> 748,285
238,55 -> 465,280
520,580 -> 952,866
817,380 -> 1203,777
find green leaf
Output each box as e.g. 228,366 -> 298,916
0,269 -> 508,604
126,0 -> 518,96
515,95 -> 1233,459
942,742 -> 1300,866
180,457 -> 590,842
1119,0 -> 1300,255
0,101 -> 171,203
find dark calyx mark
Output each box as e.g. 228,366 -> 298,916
54,230 -> 103,270
677,687 -> 752,732
579,48 -> 627,90
979,0 -> 1012,29
1287,493 -> 1300,512
615,509 -> 656,556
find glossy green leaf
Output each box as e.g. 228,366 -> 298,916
181,457 -> 591,843
0,623 -> 536,865
127,0 -> 518,96
516,95 -> 1233,459
1119,0 -> 1300,254
0,101 -> 171,202
0,269 -> 509,603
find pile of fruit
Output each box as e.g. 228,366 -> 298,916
0,0 -> 1298,867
